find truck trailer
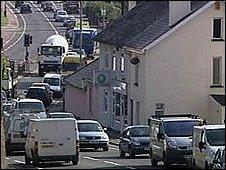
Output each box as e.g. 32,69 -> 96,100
37,35 -> 69,76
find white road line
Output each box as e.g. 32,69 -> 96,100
84,156 -> 136,169
14,160 -> 25,164
31,2 -> 58,34
3,1 -> 27,52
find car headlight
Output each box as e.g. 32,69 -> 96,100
132,139 -> 140,146
167,141 -> 177,149
101,136 -> 108,139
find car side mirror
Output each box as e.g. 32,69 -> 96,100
157,132 -> 164,140
198,141 -> 206,150
103,127 -> 107,131
37,47 -> 41,55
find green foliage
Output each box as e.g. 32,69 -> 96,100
1,54 -> 10,80
1,11 -> 8,26
84,1 -> 121,26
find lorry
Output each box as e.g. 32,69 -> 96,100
37,34 -> 69,76
25,118 -> 79,165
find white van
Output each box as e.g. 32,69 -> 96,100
192,125 -> 225,169
25,118 -> 79,165
43,73 -> 62,98
5,114 -> 40,155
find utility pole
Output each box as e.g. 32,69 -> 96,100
79,1 -> 83,67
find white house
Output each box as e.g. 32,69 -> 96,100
95,1 -> 225,131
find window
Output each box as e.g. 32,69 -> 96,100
103,91 -> 108,113
212,57 -> 222,85
112,55 -> 116,71
155,103 -> 165,116
120,54 -> 125,72
134,64 -> 139,86
115,93 -> 121,116
212,18 -> 223,39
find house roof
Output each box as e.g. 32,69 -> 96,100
64,58 -> 100,88
95,1 -> 209,51
211,94 -> 225,106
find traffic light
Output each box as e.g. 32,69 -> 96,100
24,34 -> 30,47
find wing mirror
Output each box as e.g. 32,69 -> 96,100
157,132 -> 164,140
37,47 -> 41,56
103,127 -> 107,131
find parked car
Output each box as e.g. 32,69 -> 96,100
77,120 -> 109,151
5,114 -> 40,155
63,15 -> 76,27
55,10 -> 68,22
25,86 -> 52,107
119,125 -> 150,158
42,1 -> 54,12
31,82 -> 53,104
14,98 -> 47,119
192,125 -> 225,169
47,112 -> 75,118
20,3 -> 32,14
25,118 -> 79,165
148,114 -> 203,167
210,147 -> 225,169
43,73 -> 63,98
15,1 -> 24,8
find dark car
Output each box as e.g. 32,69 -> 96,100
63,15 -> 76,27
119,125 -> 150,158
31,83 -> 53,104
25,86 -> 51,107
210,147 -> 225,169
15,1 -> 24,8
42,1 -> 54,12
20,3 -> 32,14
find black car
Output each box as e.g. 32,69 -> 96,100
20,3 -> 32,14
119,125 -> 150,158
15,1 -> 24,8
210,147 -> 225,169
25,86 -> 51,107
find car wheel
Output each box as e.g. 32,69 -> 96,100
205,161 -> 209,169
25,154 -> 31,165
103,147 -> 109,151
5,143 -> 11,156
163,153 -> 171,168
129,148 -> 135,158
119,148 -> 125,157
72,154 -> 79,165
151,158 -> 158,166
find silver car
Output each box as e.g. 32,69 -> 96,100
77,120 -> 109,151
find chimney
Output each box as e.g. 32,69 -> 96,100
122,1 -> 137,15
169,1 -> 191,26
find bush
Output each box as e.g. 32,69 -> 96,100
84,1 -> 121,26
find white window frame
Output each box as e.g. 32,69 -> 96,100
120,54 -> 125,72
112,55 -> 116,71
212,17 -> 223,39
154,103 -> 165,116
211,56 -> 222,85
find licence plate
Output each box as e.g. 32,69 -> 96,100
89,141 -> 99,144
41,144 -> 54,148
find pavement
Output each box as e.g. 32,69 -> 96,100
106,128 -> 120,146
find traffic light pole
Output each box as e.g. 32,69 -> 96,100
25,46 -> 29,71
79,1 -> 83,68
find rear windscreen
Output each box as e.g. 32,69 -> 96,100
13,119 -> 28,132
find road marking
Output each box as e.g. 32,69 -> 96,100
14,160 -> 25,164
84,156 -> 136,169
31,2 -> 58,34
3,1 -> 26,52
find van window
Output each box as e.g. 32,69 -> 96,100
163,120 -> 200,137
43,78 -> 60,86
206,129 -> 225,146
19,102 -> 45,110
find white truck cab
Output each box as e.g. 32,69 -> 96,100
25,118 -> 79,165
43,73 -> 62,98
192,125 -> 225,169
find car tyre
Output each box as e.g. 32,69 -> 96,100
25,154 -> 31,165
119,148 -> 125,157
163,153 -> 171,168
103,147 -> 109,151
151,158 -> 158,166
72,154 -> 79,165
129,148 -> 135,158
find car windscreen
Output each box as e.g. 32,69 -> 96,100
51,114 -> 74,118
130,127 -> 149,137
18,102 -> 44,110
163,120 -> 200,137
26,89 -> 46,97
41,46 -> 62,56
78,123 -> 103,132
43,78 -> 60,86
206,129 -> 225,146
58,11 -> 67,15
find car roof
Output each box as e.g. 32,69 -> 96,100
194,125 -> 225,130
28,86 -> 45,90
77,120 -> 100,124
44,73 -> 61,78
17,98 -> 43,103
32,83 -> 50,86
161,118 -> 202,122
